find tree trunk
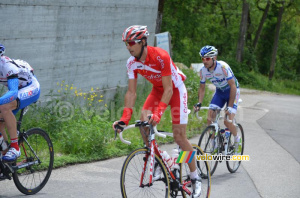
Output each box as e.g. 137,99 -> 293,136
269,2 -> 285,80
155,0 -> 165,34
236,0 -> 249,63
253,0 -> 271,50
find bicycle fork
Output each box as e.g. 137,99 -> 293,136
139,140 -> 156,187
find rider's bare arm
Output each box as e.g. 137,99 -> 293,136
198,83 -> 206,104
160,75 -> 173,104
227,78 -> 237,108
124,78 -> 137,108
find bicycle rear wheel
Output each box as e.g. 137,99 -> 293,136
226,123 -> 245,173
198,126 -> 218,176
120,148 -> 170,198
13,128 -> 54,195
180,144 -> 211,198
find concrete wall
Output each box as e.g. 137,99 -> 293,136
0,0 -> 158,100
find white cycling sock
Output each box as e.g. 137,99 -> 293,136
234,135 -> 239,142
190,169 -> 199,180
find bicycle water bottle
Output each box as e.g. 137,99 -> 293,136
224,128 -> 230,155
0,132 -> 8,151
220,129 -> 225,138
171,149 -> 179,170
161,151 -> 173,168
225,128 -> 230,142
171,149 -> 180,180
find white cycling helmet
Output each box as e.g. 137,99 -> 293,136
200,45 -> 218,57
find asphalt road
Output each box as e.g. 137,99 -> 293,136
1,88 -> 300,198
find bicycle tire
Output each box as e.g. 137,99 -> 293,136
179,144 -> 211,198
13,128 -> 54,195
226,123 -> 245,173
198,126 -> 218,176
120,148 -> 170,198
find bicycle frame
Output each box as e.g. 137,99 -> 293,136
120,121 -> 192,195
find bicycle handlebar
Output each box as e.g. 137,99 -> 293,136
195,99 -> 242,123
195,106 -> 232,123
118,121 -> 166,145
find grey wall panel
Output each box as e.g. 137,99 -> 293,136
0,0 -> 158,99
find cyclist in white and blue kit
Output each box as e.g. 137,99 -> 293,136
194,45 -> 240,152
0,43 -> 40,161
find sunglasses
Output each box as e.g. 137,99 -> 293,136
201,57 -> 213,61
124,40 -> 141,47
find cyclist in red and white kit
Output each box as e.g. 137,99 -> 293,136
112,25 -> 202,197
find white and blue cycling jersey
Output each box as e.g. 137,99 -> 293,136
0,56 -> 40,114
199,60 -> 239,91
199,60 -> 240,113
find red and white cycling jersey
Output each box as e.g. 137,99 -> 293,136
126,46 -> 186,88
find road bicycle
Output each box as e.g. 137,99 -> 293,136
196,103 -> 244,177
118,120 -> 211,198
0,106 -> 54,195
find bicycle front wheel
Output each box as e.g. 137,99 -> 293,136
226,123 -> 245,173
198,126 -> 218,176
13,128 -> 54,195
120,148 -> 170,198
180,144 -> 211,198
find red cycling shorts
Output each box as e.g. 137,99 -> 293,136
142,84 -> 188,124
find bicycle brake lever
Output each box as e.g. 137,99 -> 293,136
114,129 -> 117,140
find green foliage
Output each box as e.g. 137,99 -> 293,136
161,0 -> 300,90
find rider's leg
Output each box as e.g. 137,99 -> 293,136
207,109 -> 216,125
173,124 -> 201,197
224,88 -> 240,138
172,124 -> 197,172
0,116 -> 8,141
0,101 -> 18,150
139,109 -> 152,147
224,113 -> 237,136
140,87 -> 161,146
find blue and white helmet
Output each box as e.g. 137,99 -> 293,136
0,44 -> 5,56
199,45 -> 218,57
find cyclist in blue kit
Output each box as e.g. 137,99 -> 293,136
194,45 -> 241,152
0,43 -> 40,161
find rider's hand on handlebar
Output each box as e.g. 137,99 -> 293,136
225,107 -> 233,115
148,114 -> 159,126
193,103 -> 202,112
112,121 -> 126,133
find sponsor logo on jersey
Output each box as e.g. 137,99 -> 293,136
137,65 -> 143,68
183,92 -> 188,113
157,56 -> 164,69
211,78 -> 225,84
20,87 -> 39,100
7,70 -> 15,76
144,74 -> 162,80
128,60 -> 135,69
221,65 -> 228,77
215,73 -> 222,76
172,70 -> 179,82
